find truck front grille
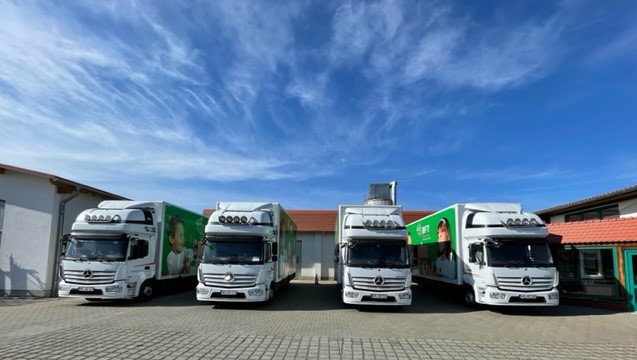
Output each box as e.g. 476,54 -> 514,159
63,269 -> 116,285
497,276 -> 554,291
351,276 -> 406,292
203,273 -> 257,288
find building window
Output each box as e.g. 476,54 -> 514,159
580,250 -> 602,279
558,247 -> 618,297
0,200 -> 4,245
565,205 -> 619,222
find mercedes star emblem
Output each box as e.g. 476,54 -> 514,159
83,270 -> 93,279
374,276 -> 384,286
224,272 -> 234,282
522,276 -> 532,286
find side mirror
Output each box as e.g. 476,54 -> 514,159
60,234 -> 70,255
334,256 -> 339,263
411,258 -> 418,266
271,255 -> 278,262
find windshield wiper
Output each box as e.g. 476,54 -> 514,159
74,255 -> 97,262
384,261 -> 409,268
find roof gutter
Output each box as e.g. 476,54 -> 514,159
50,185 -> 81,297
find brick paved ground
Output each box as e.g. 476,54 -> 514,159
1,280 -> 636,359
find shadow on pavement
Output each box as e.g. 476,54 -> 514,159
411,281 -> 628,317
75,280 -> 629,316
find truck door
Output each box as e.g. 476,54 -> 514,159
464,243 -> 484,285
266,242 -> 276,284
128,237 -> 153,283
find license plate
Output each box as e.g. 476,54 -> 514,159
520,294 -> 536,299
220,290 -> 237,295
78,287 -> 94,292
371,294 -> 387,299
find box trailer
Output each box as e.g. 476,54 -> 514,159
196,202 -> 297,303
407,203 -> 559,307
58,201 -> 207,301
335,204 -> 412,306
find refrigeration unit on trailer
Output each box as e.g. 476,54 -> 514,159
407,203 -> 559,307
58,201 -> 207,301
196,202 -> 297,303
335,204 -> 412,306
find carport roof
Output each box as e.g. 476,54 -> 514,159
0,162 -> 127,200
547,217 -> 637,245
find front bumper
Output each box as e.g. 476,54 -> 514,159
196,283 -> 268,302
58,280 -> 132,300
342,285 -> 412,306
478,287 -> 560,306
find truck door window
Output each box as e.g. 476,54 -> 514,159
469,244 -> 484,264
265,243 -> 272,262
129,239 -> 149,260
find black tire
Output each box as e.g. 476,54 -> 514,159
464,286 -> 478,309
137,280 -> 154,302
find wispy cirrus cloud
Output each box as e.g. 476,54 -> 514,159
1,0 -> 634,212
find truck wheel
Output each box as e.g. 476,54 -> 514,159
137,281 -> 154,302
464,287 -> 477,308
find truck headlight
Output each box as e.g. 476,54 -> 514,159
197,266 -> 203,283
548,292 -> 559,300
248,289 -> 264,296
345,291 -> 359,298
398,292 -> 411,300
106,285 -> 122,293
59,264 -> 65,281
197,287 -> 210,295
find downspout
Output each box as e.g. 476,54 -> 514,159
51,185 -> 81,297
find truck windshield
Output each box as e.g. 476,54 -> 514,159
63,236 -> 128,261
202,236 -> 264,265
486,238 -> 554,267
347,240 -> 409,268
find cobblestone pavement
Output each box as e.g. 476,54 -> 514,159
1,280 -> 636,359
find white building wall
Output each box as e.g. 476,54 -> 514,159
297,231 -> 335,280
548,198 -> 637,224
0,172 -> 56,296
0,171 -> 116,297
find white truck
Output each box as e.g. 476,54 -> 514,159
334,204 -> 412,306
196,202 -> 297,303
407,203 -> 559,307
58,201 -> 207,301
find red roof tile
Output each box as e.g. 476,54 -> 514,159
403,211 -> 433,224
288,210 -> 433,233
288,210 -> 336,232
547,217 -> 637,245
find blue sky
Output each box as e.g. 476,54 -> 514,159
1,1 -> 636,214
